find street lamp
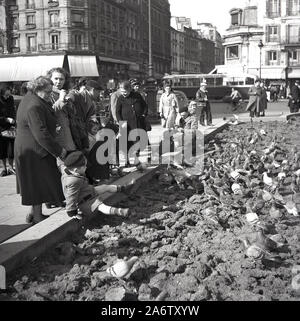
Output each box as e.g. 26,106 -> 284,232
148,0 -> 153,78
258,39 -> 264,79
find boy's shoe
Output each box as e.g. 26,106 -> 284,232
32,213 -> 47,224
0,170 -> 7,177
117,179 -> 136,195
25,212 -> 34,224
136,162 -> 146,172
7,168 -> 16,175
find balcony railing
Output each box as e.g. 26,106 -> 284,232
48,1 -> 59,7
26,4 -> 36,10
287,10 -> 300,16
285,36 -> 300,44
9,5 -> 19,11
38,43 -> 91,51
25,23 -> 36,29
266,11 -> 280,18
50,22 -> 60,28
11,46 -> 20,53
71,21 -> 84,27
27,46 -> 37,52
267,36 -> 280,43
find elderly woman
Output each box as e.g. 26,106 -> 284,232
14,76 -> 67,224
159,83 -> 179,129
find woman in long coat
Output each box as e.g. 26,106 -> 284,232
14,77 -> 67,224
246,79 -> 263,117
159,83 -> 179,129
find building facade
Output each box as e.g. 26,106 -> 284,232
218,0 -> 300,84
196,22 -> 224,66
217,5 -> 264,78
170,26 -> 185,73
170,16 -> 215,74
0,0 -> 171,85
263,0 -> 300,81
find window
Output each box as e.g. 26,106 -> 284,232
288,50 -> 299,65
71,11 -> 84,24
267,0 -> 281,17
227,45 -> 239,59
12,36 -> 19,50
11,16 -> 18,30
51,34 -> 59,49
74,34 -> 82,48
288,25 -> 300,43
268,51 -> 278,65
267,25 -> 279,42
287,0 -> 300,15
49,12 -> 59,27
26,15 -> 35,25
231,13 -> 239,25
26,0 -> 35,9
27,35 -> 36,51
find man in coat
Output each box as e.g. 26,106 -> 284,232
246,79 -> 262,117
290,80 -> 300,113
196,82 -> 212,126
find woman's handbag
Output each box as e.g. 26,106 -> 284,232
0,126 -> 16,139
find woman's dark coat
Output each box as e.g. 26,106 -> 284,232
14,92 -> 65,205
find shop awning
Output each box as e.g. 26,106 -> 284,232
99,56 -> 134,65
0,55 -> 65,82
288,68 -> 300,78
67,55 -> 99,77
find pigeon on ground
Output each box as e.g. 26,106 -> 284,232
106,256 -> 138,279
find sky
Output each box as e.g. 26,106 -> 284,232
169,0 -> 256,35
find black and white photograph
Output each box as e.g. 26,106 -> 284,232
0,0 -> 300,307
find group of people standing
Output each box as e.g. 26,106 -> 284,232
8,69 -> 149,224
158,81 -> 213,130
0,86 -> 16,177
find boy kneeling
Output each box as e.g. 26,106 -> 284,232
62,151 -> 133,219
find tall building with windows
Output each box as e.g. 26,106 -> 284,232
264,0 -> 300,81
0,0 -> 171,85
170,16 -> 215,74
217,0 -> 300,84
196,22 -> 224,66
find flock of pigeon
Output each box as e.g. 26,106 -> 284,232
164,118 -> 300,288
106,117 -> 300,283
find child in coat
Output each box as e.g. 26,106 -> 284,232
61,151 -> 133,219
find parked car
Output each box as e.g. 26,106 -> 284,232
156,89 -> 189,114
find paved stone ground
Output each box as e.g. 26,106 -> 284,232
0,100 -> 290,244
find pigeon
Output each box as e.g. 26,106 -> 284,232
263,172 -> 273,186
284,201 -> 299,216
106,256 -> 139,278
256,230 -> 278,252
231,183 -> 243,195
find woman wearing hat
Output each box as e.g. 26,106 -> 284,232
14,76 -> 67,224
159,83 -> 179,129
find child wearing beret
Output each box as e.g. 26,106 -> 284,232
61,151 -> 133,219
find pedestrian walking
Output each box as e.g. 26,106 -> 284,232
289,80 -> 300,113
260,82 -> 268,117
0,86 -> 16,177
14,76 -> 67,224
230,88 -> 242,111
196,82 -> 213,126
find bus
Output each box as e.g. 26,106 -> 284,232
162,73 -> 256,100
